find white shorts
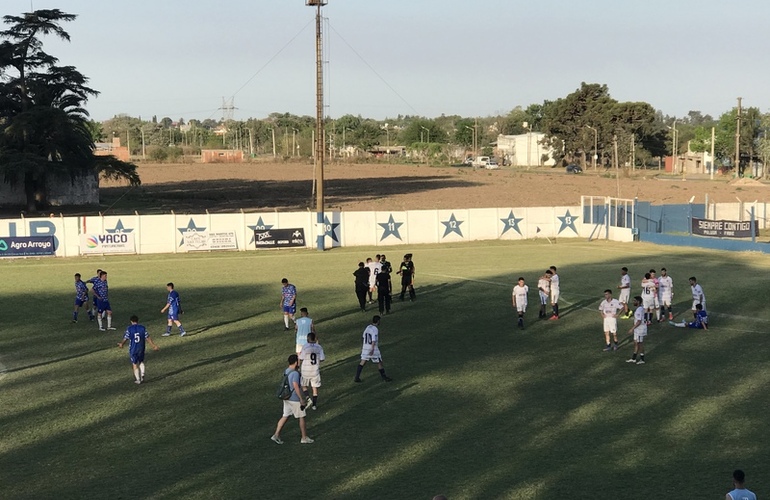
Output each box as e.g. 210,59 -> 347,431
361,347 -> 382,363
633,327 -> 647,342
642,297 -> 655,310
653,295 -> 660,308
282,400 -> 306,419
516,301 -> 527,313
619,289 -> 630,304
301,374 -> 321,388
295,344 -> 305,354
550,288 -> 560,304
603,317 -> 617,334
660,294 -> 672,307
539,291 -> 549,305
692,300 -> 706,311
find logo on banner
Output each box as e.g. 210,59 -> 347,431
80,234 -> 134,254
248,216 -> 274,245
500,210 -> 523,236
324,216 -> 340,243
178,218 -> 206,247
106,219 -> 134,234
557,210 -> 579,234
378,214 -> 404,241
441,213 -> 464,238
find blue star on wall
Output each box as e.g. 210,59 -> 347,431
248,216 -> 274,244
106,219 -> 134,234
441,213 -> 464,238
378,214 -> 404,241
178,218 -> 207,246
557,209 -> 579,234
324,216 -> 340,243
500,210 -> 523,236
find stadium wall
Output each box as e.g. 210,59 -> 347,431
0,206 -> 635,257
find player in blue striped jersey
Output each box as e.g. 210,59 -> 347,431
280,278 -> 297,330
72,273 -> 94,323
92,271 -> 115,331
161,282 -> 186,337
117,315 -> 159,384
86,268 -> 103,320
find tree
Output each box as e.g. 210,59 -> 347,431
0,9 -> 139,211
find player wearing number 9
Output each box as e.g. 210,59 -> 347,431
298,332 -> 325,410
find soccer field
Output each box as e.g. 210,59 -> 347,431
1,240 -> 767,499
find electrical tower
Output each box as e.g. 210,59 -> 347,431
220,97 -> 235,122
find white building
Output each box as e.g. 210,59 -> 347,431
496,133 -> 556,167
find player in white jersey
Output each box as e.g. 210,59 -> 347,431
618,267 -> 632,318
354,316 -> 392,383
657,267 -> 674,321
625,296 -> 647,364
299,332 -> 325,410
640,273 -> 657,325
548,266 -> 560,320
648,269 -> 661,320
689,276 -> 706,312
365,257 -> 382,304
512,277 -> 529,329
537,271 -> 551,319
599,289 -> 622,351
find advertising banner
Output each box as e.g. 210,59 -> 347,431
691,218 -> 759,238
0,236 -> 56,257
183,231 -> 238,251
80,233 -> 136,254
254,228 -> 306,248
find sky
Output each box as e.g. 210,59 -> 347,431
6,0 -> 770,122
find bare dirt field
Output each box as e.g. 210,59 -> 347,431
98,161 -> 770,215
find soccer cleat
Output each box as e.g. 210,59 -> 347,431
636,359 -> 646,365
668,321 -> 676,326
162,332 -> 171,337
270,435 -> 284,445
284,327 -> 290,331
312,405 -> 317,410
300,437 -> 314,444
668,312 -> 673,320
99,328 -> 106,332
548,315 -> 559,320
625,358 -> 636,363
180,331 -> 186,337
134,380 -> 141,385
354,378 -> 362,383
107,327 -> 116,331
603,345 -> 612,352
72,319 -> 78,323
382,376 -> 393,382
613,344 -> 618,351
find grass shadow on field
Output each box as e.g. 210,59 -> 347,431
98,176 -> 482,214
2,245 -> 770,499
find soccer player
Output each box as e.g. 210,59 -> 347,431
658,267 -> 674,321
397,253 -> 416,302
92,271 -> 115,331
271,354 -> 314,445
366,256 -> 382,304
625,296 -> 647,364
689,276 -> 706,312
72,273 -> 94,323
640,272 -> 657,325
669,303 -> 708,330
512,277 -> 529,328
294,307 -> 315,354
537,270 -> 552,319
599,289 -> 622,351
548,266 -> 560,320
117,315 -> 159,384
299,332 -> 325,410
618,267 -> 632,318
280,278 -> 297,331
160,282 -> 186,337
376,266 -> 392,315
726,470 -> 757,500
86,268 -> 103,321
353,262 -> 370,312
354,315 -> 393,383
649,269 -> 661,320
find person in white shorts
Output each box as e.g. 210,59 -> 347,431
618,267 -> 632,318
271,354 -> 313,445
599,289 -> 622,351
299,332 -> 325,410
657,267 -> 673,321
366,256 -> 382,304
640,272 -> 657,325
626,296 -> 647,364
537,271 -> 551,319
354,315 -> 392,383
689,276 -> 706,312
648,269 -> 661,320
548,266 -> 560,320
512,277 -> 529,329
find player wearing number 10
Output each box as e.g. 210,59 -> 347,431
299,332 -> 325,410
117,315 -> 160,385
354,316 -> 393,383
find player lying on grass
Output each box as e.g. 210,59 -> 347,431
669,303 -> 708,330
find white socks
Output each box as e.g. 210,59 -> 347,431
133,367 -> 140,382
284,315 -> 290,328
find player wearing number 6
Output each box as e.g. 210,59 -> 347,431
117,315 -> 159,385
299,332 -> 325,410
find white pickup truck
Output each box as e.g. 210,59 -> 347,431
471,156 -> 499,169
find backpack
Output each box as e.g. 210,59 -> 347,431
276,371 -> 292,400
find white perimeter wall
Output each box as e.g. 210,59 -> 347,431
0,206 -> 635,257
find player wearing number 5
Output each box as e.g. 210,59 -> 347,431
354,315 -> 392,383
117,315 -> 159,385
299,332 -> 325,410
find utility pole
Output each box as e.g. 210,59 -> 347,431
308,0 -> 327,251
613,134 -> 620,197
735,97 -> 743,177
710,126 -> 715,180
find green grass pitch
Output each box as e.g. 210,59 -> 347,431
0,240 -> 767,499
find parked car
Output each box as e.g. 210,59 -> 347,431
566,164 -> 583,174
485,160 -> 500,170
